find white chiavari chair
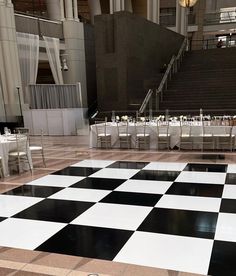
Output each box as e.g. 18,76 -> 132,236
156,120 -> 170,150
117,121 -> 131,149
95,117 -> 111,149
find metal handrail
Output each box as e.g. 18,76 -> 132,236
139,38 -> 187,114
139,89 -> 153,114
155,38 -> 187,108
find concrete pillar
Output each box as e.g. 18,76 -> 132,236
60,0 -> 65,20
73,0 -> 78,20
147,0 -> 153,21
0,0 -> 23,120
176,0 -> 187,35
46,0 -> 61,21
62,20 -> 88,107
147,0 -> 160,24
88,0 -> 101,24
152,0 -> 160,24
110,0 -> 125,13
65,0 -> 73,20
109,0 -> 114,14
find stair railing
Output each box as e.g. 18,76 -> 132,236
139,89 -> 153,114
139,38 -> 187,114
155,38 -> 187,110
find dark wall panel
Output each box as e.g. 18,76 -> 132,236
95,11 -> 184,111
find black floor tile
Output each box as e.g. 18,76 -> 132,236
4,185 -> 62,198
138,208 -> 218,239
107,161 -> 149,170
36,224 -> 133,260
52,167 -> 101,177
131,170 -> 180,181
13,199 -> 94,223
70,178 -> 125,190
166,182 -> 224,198
0,217 -> 6,222
184,163 -> 227,173
208,240 -> 236,276
100,191 -> 162,207
225,173 -> 236,185
220,199 -> 236,213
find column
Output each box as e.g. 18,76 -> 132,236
0,0 -> 23,119
46,0 -> 61,21
62,20 -> 88,107
65,0 -> 73,20
60,0 -> 65,20
110,0 -> 125,13
176,0 -> 186,35
147,0 -> 160,24
152,0 -> 160,24
147,0 -> 153,21
88,0 -> 101,24
73,0 -> 78,20
109,0 -> 114,14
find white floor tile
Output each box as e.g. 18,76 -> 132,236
155,194 -> 221,212
114,232 -> 213,275
49,188 -> 111,202
215,213 -> 236,242
0,195 -> 42,217
144,162 -> 187,171
227,164 -> 236,173
115,179 -> 172,194
0,218 -> 66,250
26,175 -> 85,187
71,159 -> 115,168
175,171 -> 226,184
71,203 -> 152,230
89,168 -> 139,180
222,185 -> 236,199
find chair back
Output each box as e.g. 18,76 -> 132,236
95,117 -> 108,136
15,128 -> 29,134
157,120 -> 169,136
135,120 -> 148,136
15,133 -> 28,157
117,121 -> 129,136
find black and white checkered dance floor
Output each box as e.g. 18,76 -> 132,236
1,159 -> 236,275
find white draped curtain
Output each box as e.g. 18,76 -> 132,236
16,32 -> 39,104
28,84 -> 81,109
43,36 -> 64,85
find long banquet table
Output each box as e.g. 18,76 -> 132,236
0,135 -> 33,177
90,122 -> 236,149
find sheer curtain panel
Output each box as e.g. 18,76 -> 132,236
16,32 -> 39,104
43,36 -> 63,85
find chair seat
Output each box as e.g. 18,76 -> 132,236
181,134 -> 190,138
158,134 -> 170,137
137,133 -> 150,137
98,133 -> 111,137
9,151 -> 27,157
30,146 -> 42,151
213,134 -> 231,137
119,133 -> 131,137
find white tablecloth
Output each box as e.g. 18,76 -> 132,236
89,122 -> 236,149
0,136 -> 33,177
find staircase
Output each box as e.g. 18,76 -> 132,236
160,47 -> 236,111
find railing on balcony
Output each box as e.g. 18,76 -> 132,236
204,10 -> 236,25
190,37 -> 236,51
15,12 -> 64,39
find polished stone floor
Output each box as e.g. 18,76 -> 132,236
0,136 -> 236,275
